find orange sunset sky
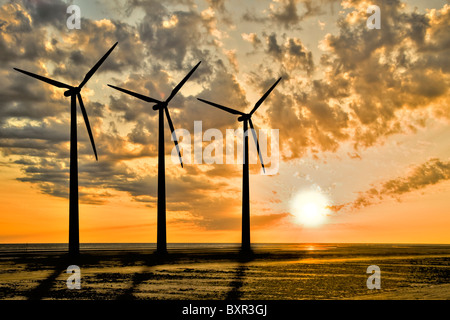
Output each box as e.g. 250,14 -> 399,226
0,0 -> 449,244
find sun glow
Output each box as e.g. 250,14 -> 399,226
291,191 -> 330,227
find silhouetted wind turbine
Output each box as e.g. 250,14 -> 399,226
14,42 -> 118,255
197,77 -> 281,252
108,61 -> 201,254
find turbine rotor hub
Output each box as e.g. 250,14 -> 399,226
152,102 -> 167,110
238,115 -> 250,122
64,86 -> 80,97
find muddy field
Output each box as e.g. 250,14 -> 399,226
0,244 -> 449,300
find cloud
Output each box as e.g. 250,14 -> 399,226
132,0 -> 224,71
379,159 -> 450,196
0,3 -> 50,63
251,212 -> 291,228
241,32 -> 262,49
22,0 -> 68,28
1,0 -> 450,233
255,1 -> 450,159
263,33 -> 314,75
269,0 -> 324,29
243,0 -> 331,29
173,203 -> 290,231
0,1 -> 250,222
205,0 -> 233,25
331,158 -> 450,212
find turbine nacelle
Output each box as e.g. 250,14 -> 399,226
152,101 -> 168,111
64,87 -> 81,97
238,115 -> 250,122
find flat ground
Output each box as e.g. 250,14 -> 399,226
0,244 -> 449,300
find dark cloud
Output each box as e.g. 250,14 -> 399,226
242,0 -> 331,29
0,120 -> 68,143
23,0 -> 68,28
255,0 -> 450,158
134,1 -> 221,70
189,66 -> 249,127
270,0 -> 305,29
379,158 -> 450,196
331,158 -> 450,212
50,20 -> 145,82
0,3 -> 46,63
263,33 -> 314,75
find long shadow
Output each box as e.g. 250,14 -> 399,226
117,248 -> 255,300
26,253 -> 78,300
27,263 -> 67,300
21,246 -> 309,300
225,265 -> 247,300
116,251 -> 175,300
25,252 -> 104,300
225,252 -> 255,300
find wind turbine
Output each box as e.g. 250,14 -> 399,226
108,61 -> 201,254
14,42 -> 118,255
197,77 -> 281,252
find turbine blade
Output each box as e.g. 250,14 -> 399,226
248,118 -> 265,173
250,77 -> 282,115
108,84 -> 162,104
77,93 -> 98,161
13,68 -> 72,89
166,61 -> 201,103
78,42 -> 118,89
197,98 -> 245,116
164,106 -> 183,168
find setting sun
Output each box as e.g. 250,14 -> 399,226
291,191 -> 330,227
